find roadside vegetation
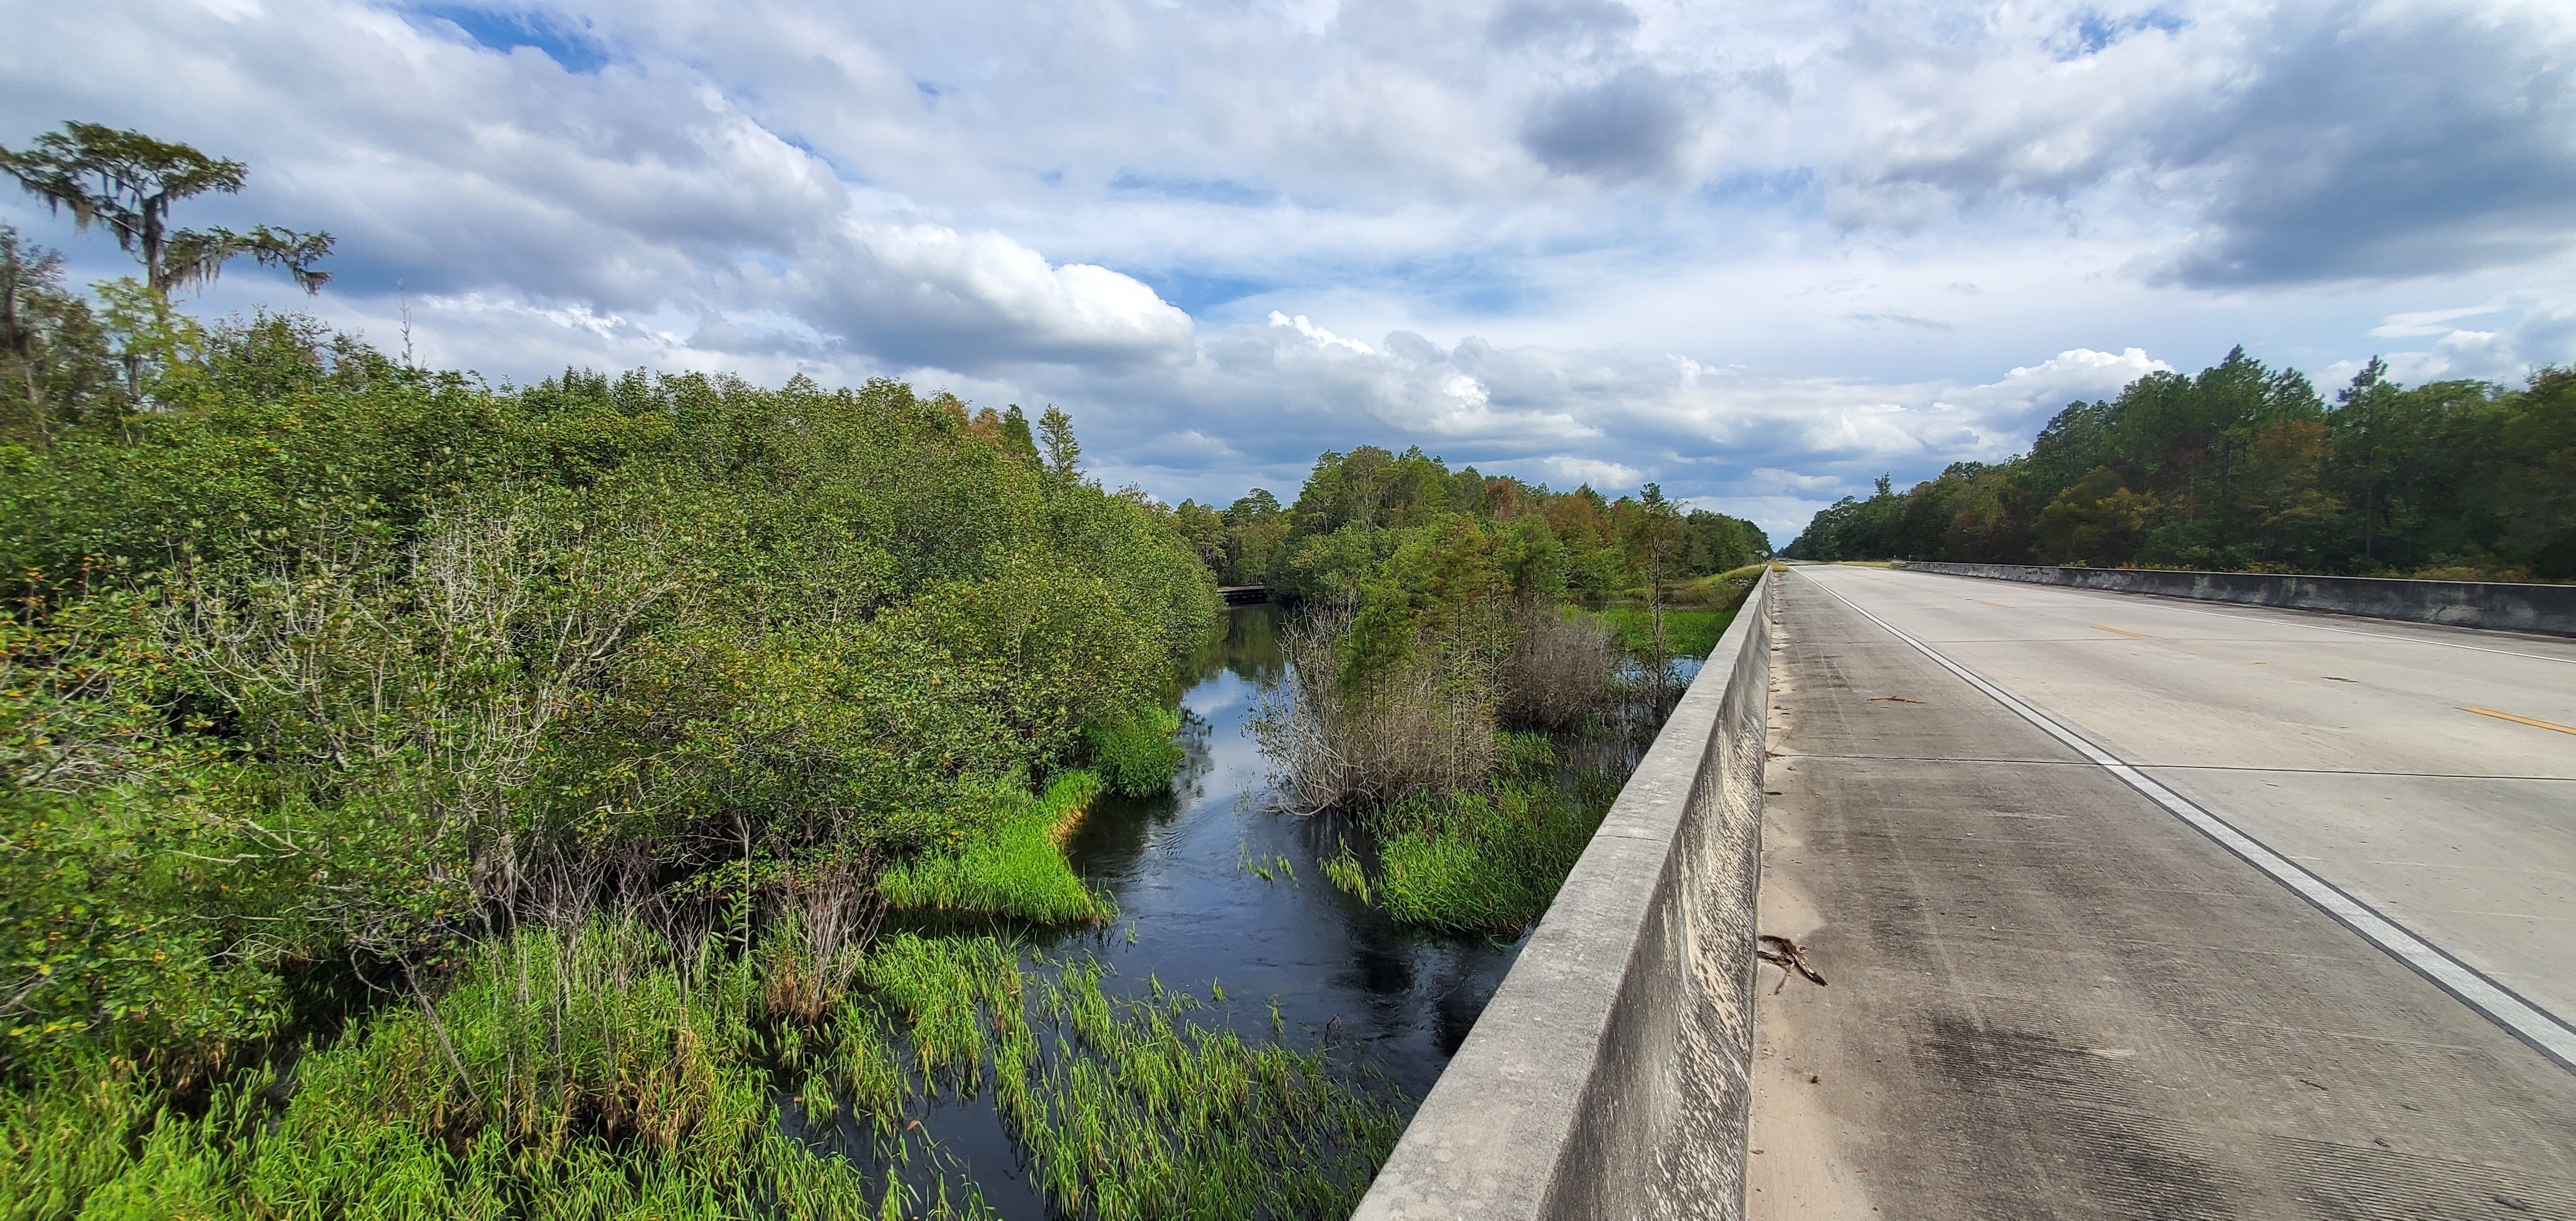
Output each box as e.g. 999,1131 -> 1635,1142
1232,447 -> 1773,931
1783,348 -> 2576,581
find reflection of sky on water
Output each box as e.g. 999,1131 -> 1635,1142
887,604 -> 1527,1218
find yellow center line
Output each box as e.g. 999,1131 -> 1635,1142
1981,600 -> 2011,608
2093,625 -> 2148,638
2461,707 -> 2576,736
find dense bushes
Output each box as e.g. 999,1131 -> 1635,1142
0,315 -> 1215,1085
1785,349 -> 2576,580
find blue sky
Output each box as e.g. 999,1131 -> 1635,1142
4,0 -> 2572,537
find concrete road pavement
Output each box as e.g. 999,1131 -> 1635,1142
1748,565 -> 2576,1219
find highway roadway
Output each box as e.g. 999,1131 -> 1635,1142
1748,564 -> 2576,1219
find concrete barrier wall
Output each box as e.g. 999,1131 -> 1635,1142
1355,573 -> 1775,1221
1893,562 -> 2576,637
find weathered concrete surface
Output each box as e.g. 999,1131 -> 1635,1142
1750,566 -> 2576,1219
1355,575 -> 1775,1221
1897,560 -> 2576,637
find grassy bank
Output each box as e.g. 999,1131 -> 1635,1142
878,772 -> 1113,924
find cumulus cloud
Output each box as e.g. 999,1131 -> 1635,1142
804,223 -> 1192,369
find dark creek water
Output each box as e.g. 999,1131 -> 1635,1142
817,604 -> 1534,1217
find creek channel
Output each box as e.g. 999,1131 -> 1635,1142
832,603 -> 1538,1217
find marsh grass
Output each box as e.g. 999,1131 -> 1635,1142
820,936 -> 1402,1220
1085,704 -> 1185,797
1367,737 -> 1625,932
878,772 -> 1110,925
1010,960 -> 1404,1220
0,919 -> 1406,1221
1321,841 -> 1372,906
0,917 -> 1011,1221
1599,605 -> 1737,660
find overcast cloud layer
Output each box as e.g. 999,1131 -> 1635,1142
6,0 -> 2573,535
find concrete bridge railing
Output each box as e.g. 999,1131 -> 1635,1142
1355,571 -> 1776,1221
1891,561 -> 2576,637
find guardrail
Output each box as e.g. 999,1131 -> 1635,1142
1354,572 -> 1776,1221
1890,562 -> 2576,637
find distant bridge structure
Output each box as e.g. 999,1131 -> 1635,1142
1219,585 -> 1270,605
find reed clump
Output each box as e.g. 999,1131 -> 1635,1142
1251,602 -> 1497,812
0,916 -> 1016,1221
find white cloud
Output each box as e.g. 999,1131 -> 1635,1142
1546,456 -> 1644,488
805,222 -> 1194,368
1267,311 -> 1377,354
3,0 -> 2573,549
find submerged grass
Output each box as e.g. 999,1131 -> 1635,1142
820,935 -> 1401,1220
878,772 -> 1110,924
1014,960 -> 1403,1220
0,918 -> 1003,1221
1321,841 -> 1372,906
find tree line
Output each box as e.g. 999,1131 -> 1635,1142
1783,347 -> 2575,580
1172,444 -> 1770,597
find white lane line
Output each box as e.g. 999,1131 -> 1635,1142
1798,569 -> 2576,1072
1872,566 -> 2576,666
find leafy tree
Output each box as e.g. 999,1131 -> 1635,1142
1001,402 -> 1038,459
1037,404 -> 1080,479
1,122 -> 332,297
1624,482 -> 1685,668
0,228 -> 117,441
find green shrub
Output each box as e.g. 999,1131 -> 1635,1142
1085,704 -> 1185,797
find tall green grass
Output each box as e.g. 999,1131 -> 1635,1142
1363,736 -> 1624,932
1598,604 -> 1738,659
1085,704 -> 1186,797
2,919 -> 1401,1221
878,772 -> 1110,924
1012,960 -> 1403,1219
0,918 -> 1003,1221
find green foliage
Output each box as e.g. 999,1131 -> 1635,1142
0,229 -> 121,441
0,317 -> 1215,1082
1086,704 -> 1185,797
1784,348 -> 2576,580
1370,740 -> 1621,932
877,773 -> 1110,925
